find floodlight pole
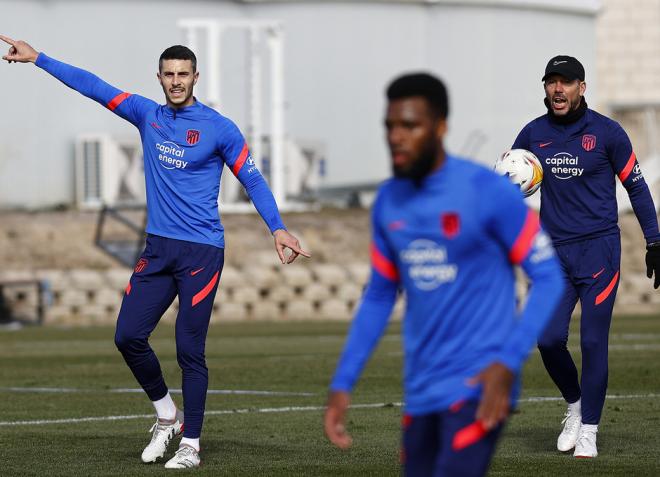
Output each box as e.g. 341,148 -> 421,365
249,25 -> 263,173
268,24 -> 285,206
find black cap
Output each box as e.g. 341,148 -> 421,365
542,55 -> 585,82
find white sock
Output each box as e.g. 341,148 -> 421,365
180,437 -> 200,451
568,398 -> 581,413
152,393 -> 177,421
581,423 -> 598,433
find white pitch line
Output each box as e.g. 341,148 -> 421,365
519,393 -> 660,403
608,344 -> 660,351
0,387 -> 315,397
1,393 -> 658,428
0,402 -> 400,427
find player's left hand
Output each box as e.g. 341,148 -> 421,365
467,362 -> 515,430
273,229 -> 311,264
646,242 -> 660,289
324,391 -> 353,449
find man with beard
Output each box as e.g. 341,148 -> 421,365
511,55 -> 660,458
324,73 -> 564,477
1,35 -> 310,468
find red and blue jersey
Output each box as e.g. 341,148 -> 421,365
513,108 -> 660,245
330,155 -> 564,415
36,53 -> 285,248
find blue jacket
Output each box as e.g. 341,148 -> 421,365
513,108 -> 660,245
36,53 -> 285,248
330,156 -> 564,415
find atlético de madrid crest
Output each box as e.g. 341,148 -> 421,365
440,212 -> 461,239
582,134 -> 596,151
186,129 -> 201,145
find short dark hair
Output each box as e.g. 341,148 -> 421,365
386,72 -> 449,119
159,45 -> 197,72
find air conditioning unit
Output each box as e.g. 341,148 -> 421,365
74,134 -> 145,209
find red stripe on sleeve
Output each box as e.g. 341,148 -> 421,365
370,242 -> 399,282
509,209 -> 540,264
231,142 -> 250,176
107,92 -> 131,111
192,271 -> 220,307
452,421 -> 487,451
595,270 -> 620,305
125,281 -> 132,296
618,152 -> 637,183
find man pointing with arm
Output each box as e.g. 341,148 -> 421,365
2,34 -> 310,469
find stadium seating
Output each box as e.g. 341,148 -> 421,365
0,211 -> 655,325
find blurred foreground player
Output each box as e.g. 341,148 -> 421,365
2,35 -> 310,469
512,55 -> 660,458
324,73 -> 564,477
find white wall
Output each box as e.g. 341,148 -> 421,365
0,0 -> 598,208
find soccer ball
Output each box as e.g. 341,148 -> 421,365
494,149 -> 543,197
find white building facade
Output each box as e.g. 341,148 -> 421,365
0,0 -> 600,208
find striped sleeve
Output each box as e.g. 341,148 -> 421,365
219,120 -> 252,176
217,119 -> 286,233
369,191 -> 399,283
608,122 -> 660,243
509,210 -> 541,264
370,242 -> 399,282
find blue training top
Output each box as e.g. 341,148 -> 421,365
513,108 -> 660,245
330,155 -> 564,416
36,53 -> 286,249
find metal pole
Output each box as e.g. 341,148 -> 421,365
208,23 -> 222,109
268,24 -> 286,207
249,26 -> 263,171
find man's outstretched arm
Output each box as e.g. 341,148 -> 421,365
1,35 -> 148,125
218,121 -> 310,264
324,195 -> 399,449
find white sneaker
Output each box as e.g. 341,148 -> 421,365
574,424 -> 598,458
557,404 -> 581,452
141,410 -> 184,463
164,444 -> 201,469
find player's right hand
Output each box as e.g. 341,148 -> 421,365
324,391 -> 353,449
1,35 -> 39,63
468,362 -> 515,430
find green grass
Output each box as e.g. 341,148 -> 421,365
0,315 -> 659,476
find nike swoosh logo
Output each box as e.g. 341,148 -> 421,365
539,142 -> 553,148
553,60 -> 568,65
388,220 -> 406,231
592,267 -> 605,279
191,268 -> 205,276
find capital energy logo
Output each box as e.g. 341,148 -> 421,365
400,239 -> 457,290
545,152 -> 583,180
156,142 -> 188,170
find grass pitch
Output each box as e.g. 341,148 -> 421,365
1,315 -> 659,476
